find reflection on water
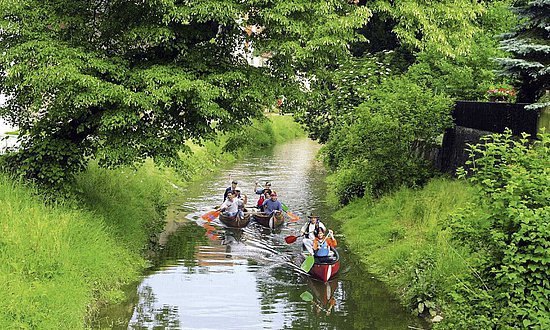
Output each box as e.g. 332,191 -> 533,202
95,139 -> 425,330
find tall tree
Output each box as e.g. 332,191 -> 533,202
0,0 -> 368,189
497,0 -> 550,104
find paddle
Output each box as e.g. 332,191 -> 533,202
301,255 -> 315,272
201,209 -> 220,221
285,232 -> 305,244
285,235 -> 299,244
281,203 -> 300,221
300,291 -> 314,302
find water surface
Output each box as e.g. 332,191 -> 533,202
96,139 -> 424,330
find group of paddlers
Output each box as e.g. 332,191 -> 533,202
218,180 -> 283,217
218,180 -> 337,259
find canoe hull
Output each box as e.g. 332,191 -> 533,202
309,249 -> 340,282
219,213 -> 251,228
252,212 -> 284,228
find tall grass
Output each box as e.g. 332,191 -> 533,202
334,178 -> 477,315
0,114 -> 305,328
0,175 -> 143,329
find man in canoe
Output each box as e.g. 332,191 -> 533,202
254,181 -> 272,195
218,192 -> 244,218
300,214 -> 327,255
262,191 -> 283,215
223,180 -> 238,201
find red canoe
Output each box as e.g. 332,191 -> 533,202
309,248 -> 340,282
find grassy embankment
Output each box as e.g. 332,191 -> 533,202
0,115 -> 304,329
333,178 -> 477,319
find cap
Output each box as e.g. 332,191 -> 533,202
232,180 -> 238,184
308,214 -> 319,219
265,181 -> 271,186
270,192 -> 277,197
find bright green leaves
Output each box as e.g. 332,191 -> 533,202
321,75 -> 453,203
249,0 -> 369,71
373,0 -> 485,57
1,0 -> 368,189
449,130 -> 550,328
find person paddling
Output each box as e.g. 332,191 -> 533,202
218,192 -> 244,219
300,214 -> 326,255
262,191 -> 283,215
313,229 -> 337,262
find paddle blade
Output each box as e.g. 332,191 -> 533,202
287,211 -> 300,222
301,255 -> 315,272
285,235 -> 298,244
300,291 -> 314,302
201,210 -> 220,221
282,203 -> 289,212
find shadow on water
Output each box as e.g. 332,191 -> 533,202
93,139 -> 427,330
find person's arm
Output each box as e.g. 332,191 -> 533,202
300,223 -> 307,234
313,239 -> 319,251
327,230 -> 337,247
254,182 -> 263,194
219,200 -> 228,211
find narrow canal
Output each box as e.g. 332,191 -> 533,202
96,139 -> 425,329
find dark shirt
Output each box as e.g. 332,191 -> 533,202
223,187 -> 233,201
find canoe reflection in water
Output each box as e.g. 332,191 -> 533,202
303,279 -> 339,316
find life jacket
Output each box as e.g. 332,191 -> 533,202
257,195 -> 265,208
315,239 -> 330,257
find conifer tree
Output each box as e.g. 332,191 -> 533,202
497,0 -> 550,104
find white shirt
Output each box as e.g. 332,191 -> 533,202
301,221 -> 326,239
220,198 -> 239,213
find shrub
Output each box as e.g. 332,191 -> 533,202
323,76 -> 453,203
445,130 -> 550,328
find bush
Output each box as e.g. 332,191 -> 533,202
323,76 -> 453,203
444,130 -> 550,328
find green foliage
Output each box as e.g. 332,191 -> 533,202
405,1 -> 517,101
334,178 -> 477,318
0,174 -> 144,329
372,0 -> 485,57
446,130 -> 550,328
73,161 -> 172,252
322,76 -> 453,202
294,54 -> 393,143
497,0 -> 550,103
0,0 -> 363,190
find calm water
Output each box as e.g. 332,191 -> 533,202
95,139 -> 425,330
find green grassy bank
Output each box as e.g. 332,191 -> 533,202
333,178 -> 477,321
0,115 -> 304,329
334,131 -> 550,329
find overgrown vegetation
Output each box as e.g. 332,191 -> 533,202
294,0 -> 518,204
0,0 -> 365,190
444,130 -> 550,328
334,178 -> 477,319
0,116 -> 303,328
335,130 -> 550,328
323,76 -> 453,204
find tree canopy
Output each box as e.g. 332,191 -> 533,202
0,0 -> 368,189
